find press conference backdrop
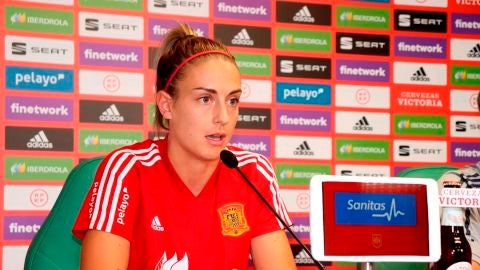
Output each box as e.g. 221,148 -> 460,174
1,0 -> 479,268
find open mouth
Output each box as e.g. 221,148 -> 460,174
206,134 -> 225,141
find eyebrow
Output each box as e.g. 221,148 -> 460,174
193,87 -> 242,96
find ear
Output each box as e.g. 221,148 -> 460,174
156,91 -> 173,120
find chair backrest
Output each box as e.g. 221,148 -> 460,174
24,157 -> 103,270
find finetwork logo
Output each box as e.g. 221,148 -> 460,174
452,13 -> 480,35
276,109 -> 330,132
6,96 -> 73,122
336,59 -> 389,82
215,0 -> 270,21
395,36 -> 446,59
451,142 -> 480,163
229,134 -> 271,157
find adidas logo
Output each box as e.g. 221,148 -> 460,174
410,67 -> 430,82
232,28 -> 254,46
293,6 -> 315,23
467,43 -> 480,58
151,216 -> 165,232
295,249 -> 314,264
99,104 -> 124,122
353,116 -> 373,131
293,141 -> 314,156
27,130 -> 53,149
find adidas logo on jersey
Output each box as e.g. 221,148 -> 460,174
99,104 -> 125,122
410,67 -> 430,82
151,216 -> 165,232
353,116 -> 373,131
232,28 -> 254,46
467,43 -> 480,58
294,141 -> 314,156
27,130 -> 53,149
293,6 -> 315,23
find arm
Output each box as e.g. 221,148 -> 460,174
473,260 -> 480,270
80,230 -> 130,270
250,230 -> 297,270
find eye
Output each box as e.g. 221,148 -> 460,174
198,96 -> 211,104
227,96 -> 240,107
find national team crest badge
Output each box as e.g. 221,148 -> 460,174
218,203 -> 250,236
372,234 -> 382,248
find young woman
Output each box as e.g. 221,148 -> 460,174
72,23 -> 297,270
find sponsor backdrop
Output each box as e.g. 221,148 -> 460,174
1,0 -> 479,268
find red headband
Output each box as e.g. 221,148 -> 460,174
162,50 -> 232,92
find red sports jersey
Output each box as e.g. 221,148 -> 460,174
73,138 -> 291,270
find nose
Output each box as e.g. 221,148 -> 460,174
213,100 -> 229,125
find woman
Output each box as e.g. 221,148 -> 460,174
72,23 -> 296,270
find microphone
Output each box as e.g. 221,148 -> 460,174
220,150 -> 325,270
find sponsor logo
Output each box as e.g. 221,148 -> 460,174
276,2 -> 331,26
79,12 -> 143,40
336,138 -> 389,161
5,126 -> 73,151
276,82 -> 331,105
453,0 -> 480,8
148,0 -> 208,17
214,24 -> 271,49
395,10 -> 447,33
218,203 -> 250,236
279,189 -> 310,213
79,100 -> 143,124
80,42 -> 143,68
394,140 -> 447,162
116,187 -> 129,225
450,90 -> 479,112
229,134 -> 271,157
287,216 -> 311,240
17,0 -> 73,4
452,13 -> 480,35
5,157 -> 72,180
335,84 -> 390,109
336,164 -> 390,177
215,0 -> 271,21
394,62 -> 446,85
276,163 -> 331,185
240,79 -> 272,104
148,18 -> 207,41
80,129 -> 143,153
336,111 -> 390,135
395,90 -> 445,110
5,35 -> 74,65
451,116 -> 480,138
394,0 -> 447,7
6,66 -> 73,92
451,142 -> 480,163
234,53 -> 271,76
336,32 -> 389,56
4,216 -> 45,240
277,28 -> 331,52
451,38 -> 480,61
336,59 -> 389,82
394,115 -> 446,136
79,0 -> 142,10
151,216 -> 165,231
4,185 -> 62,210
451,65 -> 480,86
277,56 -> 331,79
275,136 -> 332,160
6,5 -> 73,34
79,70 -> 144,97
336,6 -> 389,29
276,109 -> 330,132
395,36 -> 446,59
236,107 -> 271,130
6,96 -> 73,122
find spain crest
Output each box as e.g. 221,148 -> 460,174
218,203 -> 250,236
372,234 -> 383,249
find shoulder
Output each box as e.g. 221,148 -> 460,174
101,139 -> 162,169
226,145 -> 275,177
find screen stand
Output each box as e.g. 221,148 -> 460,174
357,262 -> 375,270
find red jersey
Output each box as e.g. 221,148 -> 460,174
73,138 -> 291,270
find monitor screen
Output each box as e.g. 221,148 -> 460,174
310,175 -> 441,262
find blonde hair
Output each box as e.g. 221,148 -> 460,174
154,23 -> 236,131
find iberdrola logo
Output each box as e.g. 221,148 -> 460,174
340,144 -> 353,154
454,70 -> 468,81
340,12 -> 353,22
280,34 -> 295,44
10,13 -> 27,23
10,163 -> 27,174
84,135 -> 100,145
280,169 -> 294,179
397,120 -> 411,129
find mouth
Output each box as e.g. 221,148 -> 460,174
206,133 -> 226,142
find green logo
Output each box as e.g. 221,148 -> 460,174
451,65 -> 480,86
80,0 -> 143,10
148,103 -> 156,126
80,129 -> 143,153
395,114 -> 446,136
336,6 -> 389,30
336,138 -> 390,161
276,163 -> 331,185
6,5 -> 73,34
234,53 -> 271,76
276,28 -> 331,52
5,156 -> 73,180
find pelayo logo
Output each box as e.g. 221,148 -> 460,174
276,82 -> 331,105
6,66 -> 73,92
